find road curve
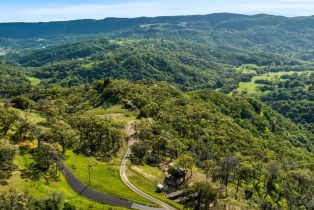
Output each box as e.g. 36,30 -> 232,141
58,159 -> 162,210
119,140 -> 177,210
57,121 -> 177,210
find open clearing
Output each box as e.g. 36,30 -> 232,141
236,70 -> 311,95
0,147 -> 127,210
127,164 -> 184,209
64,148 -> 156,206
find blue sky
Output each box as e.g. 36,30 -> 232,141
1,0 -> 314,22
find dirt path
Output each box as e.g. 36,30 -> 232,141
119,121 -> 177,210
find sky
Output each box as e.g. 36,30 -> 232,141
1,0 -> 314,22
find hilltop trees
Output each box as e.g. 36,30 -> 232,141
0,108 -> 17,135
51,121 -> 78,154
184,182 -> 217,210
71,115 -> 125,158
175,154 -> 194,177
0,64 -> 31,97
0,143 -> 16,178
0,77 -> 313,209
0,189 -> 31,210
34,142 -> 60,171
110,80 -> 314,209
11,96 -> 31,110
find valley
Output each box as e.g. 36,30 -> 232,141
0,13 -> 314,210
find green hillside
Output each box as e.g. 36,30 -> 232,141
1,79 -> 313,209
1,13 -> 314,210
14,39 -> 304,93
0,64 -> 31,97
3,13 -> 314,61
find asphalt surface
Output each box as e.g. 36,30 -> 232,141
57,160 -> 133,208
57,159 -> 166,210
56,122 -> 177,210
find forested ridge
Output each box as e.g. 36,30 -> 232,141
3,13 -> 314,60
10,38 -> 305,93
0,13 -> 314,210
1,79 -> 313,209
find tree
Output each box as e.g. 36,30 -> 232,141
54,99 -> 67,115
283,169 -> 314,209
204,160 -> 216,182
130,142 -> 148,165
264,160 -> 281,199
217,156 -> 238,196
34,142 -> 60,171
0,108 -> 17,135
184,182 -> 217,210
234,161 -> 254,198
175,154 -> 194,177
34,192 -> 64,210
0,142 -> 16,170
0,143 -> 16,182
51,121 -> 78,154
71,115 -> 125,158
140,102 -> 159,117
0,189 -> 31,210
12,118 -> 34,142
11,96 -> 31,110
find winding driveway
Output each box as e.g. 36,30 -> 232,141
119,140 -> 177,210
58,160 -> 162,210
119,122 -> 176,210
57,121 -> 177,210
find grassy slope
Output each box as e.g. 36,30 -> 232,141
0,145 -> 128,210
1,105 -> 151,209
86,104 -> 140,123
126,164 -> 184,210
64,105 -> 156,207
26,76 -> 41,86
2,99 -> 201,209
64,149 -> 156,207
86,105 -> 184,208
236,70 -> 310,95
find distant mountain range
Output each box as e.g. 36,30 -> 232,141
2,13 -> 314,61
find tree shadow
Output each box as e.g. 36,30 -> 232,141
20,162 -> 41,181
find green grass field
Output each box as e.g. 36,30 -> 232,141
64,150 -> 157,207
0,148 -> 128,210
26,76 -> 41,86
236,71 -> 308,95
127,164 -> 184,209
235,65 -> 258,75
2,104 -> 174,209
86,104 -> 140,122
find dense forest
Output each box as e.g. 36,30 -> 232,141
7,38 -> 304,93
259,72 -> 314,132
1,78 -> 314,209
0,13 -> 314,210
3,13 -> 314,60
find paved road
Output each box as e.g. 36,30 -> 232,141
119,122 -> 177,210
58,160 -> 163,210
56,121 -> 177,210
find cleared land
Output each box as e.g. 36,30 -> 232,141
0,144 -> 127,210
64,149 -> 157,206
236,70 -> 310,95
